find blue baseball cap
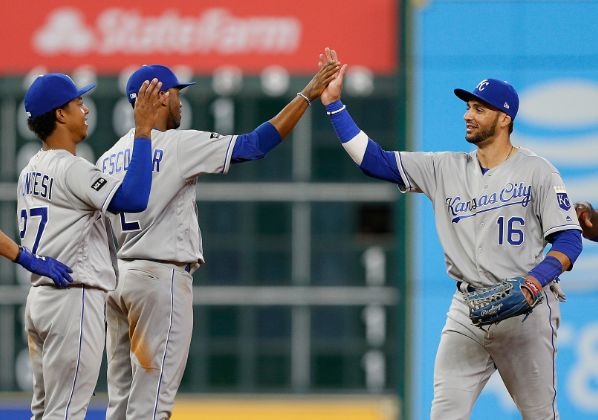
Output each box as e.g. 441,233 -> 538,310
454,78 -> 519,119
126,64 -> 195,104
24,73 -> 96,118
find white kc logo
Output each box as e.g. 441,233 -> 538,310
476,80 -> 490,91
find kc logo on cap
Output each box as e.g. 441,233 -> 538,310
476,80 -> 490,91
454,78 -> 519,120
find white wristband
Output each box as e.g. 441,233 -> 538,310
326,104 -> 346,115
296,92 -> 311,106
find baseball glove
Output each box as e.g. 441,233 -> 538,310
463,276 -> 543,327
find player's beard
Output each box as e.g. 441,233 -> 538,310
465,115 -> 499,145
166,103 -> 181,129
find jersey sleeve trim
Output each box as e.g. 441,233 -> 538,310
222,135 -> 237,174
100,180 -> 122,214
396,152 -> 415,193
544,224 -> 582,238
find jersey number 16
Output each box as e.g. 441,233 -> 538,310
497,216 -> 525,246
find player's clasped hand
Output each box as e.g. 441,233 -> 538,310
464,276 -> 543,327
298,57 -> 340,104
15,246 -> 73,288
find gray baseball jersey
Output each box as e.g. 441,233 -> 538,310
397,147 -> 580,288
98,128 -> 236,264
17,149 -> 122,419
18,149 -> 121,290
395,146 -> 580,419
97,127 -> 236,419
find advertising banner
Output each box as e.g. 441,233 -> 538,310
1,1 -> 397,75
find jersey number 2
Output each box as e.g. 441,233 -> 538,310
19,207 -> 48,253
497,216 -> 525,245
119,212 -> 141,232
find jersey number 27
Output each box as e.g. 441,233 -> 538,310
19,206 -> 48,253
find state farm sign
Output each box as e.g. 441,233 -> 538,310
2,1 -> 398,74
34,8 -> 300,55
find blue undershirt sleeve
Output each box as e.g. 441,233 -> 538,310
231,122 -> 282,163
360,140 -> 405,186
325,100 -> 360,142
528,229 -> 582,286
108,138 -> 152,213
325,100 -> 404,188
547,229 -> 583,268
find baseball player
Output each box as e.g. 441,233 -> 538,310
320,48 -> 582,419
19,73 -> 162,419
97,60 -> 339,419
0,229 -> 72,286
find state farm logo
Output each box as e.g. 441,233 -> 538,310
34,8 -> 95,54
33,7 -> 301,55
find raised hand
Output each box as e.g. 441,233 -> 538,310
319,47 -> 347,106
133,78 -> 165,139
16,246 -> 73,288
297,51 -> 340,103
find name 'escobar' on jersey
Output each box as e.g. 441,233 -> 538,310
18,171 -> 54,200
100,148 -> 164,175
445,182 -> 532,217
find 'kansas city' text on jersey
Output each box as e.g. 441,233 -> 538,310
395,147 -> 581,288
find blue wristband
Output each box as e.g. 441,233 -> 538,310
325,100 -> 360,143
528,255 -> 563,287
325,100 -> 345,114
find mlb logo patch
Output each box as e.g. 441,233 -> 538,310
554,186 -> 571,210
91,177 -> 108,191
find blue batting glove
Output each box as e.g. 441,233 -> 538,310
15,246 -> 73,288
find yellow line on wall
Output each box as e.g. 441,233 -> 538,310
172,396 -> 398,420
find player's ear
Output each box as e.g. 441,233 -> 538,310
54,107 -> 68,124
500,112 -> 511,129
158,90 -> 170,106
